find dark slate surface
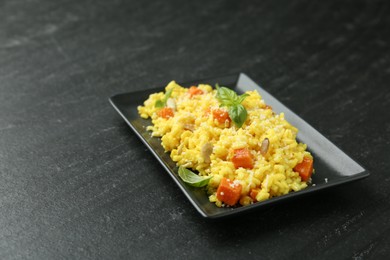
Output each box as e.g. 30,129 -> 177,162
1,0 -> 389,259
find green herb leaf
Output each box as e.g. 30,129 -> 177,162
178,166 -> 212,187
236,93 -> 249,104
215,84 -> 249,127
155,100 -> 165,108
215,84 -> 238,107
155,88 -> 174,108
229,104 -> 248,128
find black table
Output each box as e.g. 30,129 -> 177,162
1,0 -> 389,258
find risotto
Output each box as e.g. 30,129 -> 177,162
137,81 -> 314,207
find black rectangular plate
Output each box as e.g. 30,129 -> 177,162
109,73 -> 369,219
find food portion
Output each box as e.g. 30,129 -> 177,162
137,81 -> 314,207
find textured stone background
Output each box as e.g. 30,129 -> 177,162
1,0 -> 389,258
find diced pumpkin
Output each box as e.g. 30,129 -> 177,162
212,109 -> 231,124
249,188 -> 260,201
157,107 -> 174,119
188,86 -> 203,97
232,148 -> 254,169
294,156 -> 314,181
216,177 -> 242,206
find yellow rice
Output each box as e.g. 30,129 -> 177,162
137,81 -> 312,207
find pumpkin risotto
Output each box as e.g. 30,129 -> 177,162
137,81 -> 314,207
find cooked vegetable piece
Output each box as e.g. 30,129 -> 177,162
294,156 -> 314,181
232,148 -> 254,169
216,177 -> 242,206
264,105 -> 272,110
249,188 -> 260,201
188,86 -> 203,97
212,109 -> 231,124
157,107 -> 174,119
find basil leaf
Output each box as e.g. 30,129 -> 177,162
215,84 -> 249,128
165,88 -> 174,100
229,104 -> 247,128
178,166 -> 212,187
216,85 -> 237,107
155,87 -> 174,108
236,93 -> 249,104
155,100 -> 165,108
